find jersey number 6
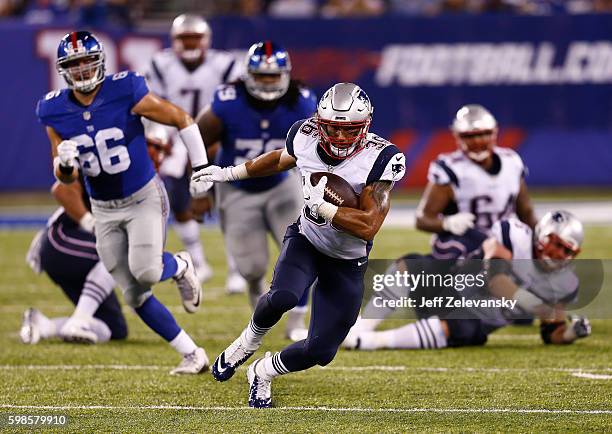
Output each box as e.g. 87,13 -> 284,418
70,127 -> 131,176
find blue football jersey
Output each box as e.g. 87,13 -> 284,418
36,71 -> 155,200
212,82 -> 317,192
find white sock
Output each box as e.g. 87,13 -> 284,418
43,317 -> 68,339
285,309 -> 306,332
169,329 -> 198,355
352,315 -> 383,333
89,317 -> 112,343
255,352 -> 289,381
358,317 -> 447,350
173,254 -> 188,277
75,262 -> 115,318
174,220 -> 206,268
243,318 -> 270,350
226,251 -> 240,276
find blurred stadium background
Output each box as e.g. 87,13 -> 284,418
1,1 -> 612,431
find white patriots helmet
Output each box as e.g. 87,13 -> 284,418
171,14 -> 211,63
316,82 -> 373,160
534,210 -> 584,270
451,104 -> 498,162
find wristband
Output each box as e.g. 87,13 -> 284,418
318,202 -> 338,221
228,163 -> 249,181
179,123 -> 208,168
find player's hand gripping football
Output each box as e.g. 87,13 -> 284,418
57,140 -> 79,168
303,173 -> 328,218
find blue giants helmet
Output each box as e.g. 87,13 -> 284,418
56,31 -> 105,93
244,41 -> 291,101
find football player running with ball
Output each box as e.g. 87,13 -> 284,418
193,83 -> 406,408
36,31 -> 213,374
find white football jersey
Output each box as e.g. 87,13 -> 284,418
287,118 -> 406,259
490,217 -> 579,306
427,147 -> 525,231
144,49 -> 240,177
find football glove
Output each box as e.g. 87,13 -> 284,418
303,174 -> 327,217
442,212 -> 475,236
569,314 -> 592,339
57,140 -> 79,167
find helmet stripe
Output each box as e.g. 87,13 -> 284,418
70,31 -> 78,50
265,41 -> 272,58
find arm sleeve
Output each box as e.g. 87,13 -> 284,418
366,145 -> 406,185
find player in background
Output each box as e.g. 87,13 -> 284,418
21,177 -> 127,345
194,83 -> 406,408
417,104 -> 536,257
36,31 -> 212,374
345,104 -> 538,341
197,41 -> 317,340
347,211 -> 591,350
145,14 -> 245,290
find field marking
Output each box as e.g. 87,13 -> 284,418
1,364 -> 611,374
572,372 -> 612,380
1,403 -> 611,415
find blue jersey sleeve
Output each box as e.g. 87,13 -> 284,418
298,87 -> 317,117
130,72 -> 149,108
211,84 -> 238,123
35,89 -> 67,128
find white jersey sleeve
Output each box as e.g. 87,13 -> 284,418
490,217 -> 533,260
427,159 -> 453,185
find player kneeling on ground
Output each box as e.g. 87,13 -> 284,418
346,211 -> 591,350
193,82 -> 406,408
21,177 -> 127,345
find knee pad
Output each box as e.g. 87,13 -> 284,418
123,288 -> 152,308
132,265 -> 162,287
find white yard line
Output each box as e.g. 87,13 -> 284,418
0,403 -> 611,415
571,372 -> 612,380
0,364 -> 611,373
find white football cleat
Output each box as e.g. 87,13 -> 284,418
225,272 -> 247,295
287,327 -> 308,342
196,262 -> 214,283
174,251 -> 202,313
60,316 -> 98,344
247,353 -> 273,408
170,347 -> 209,375
212,329 -> 260,382
20,308 -> 43,344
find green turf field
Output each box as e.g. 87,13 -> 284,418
0,227 -> 611,432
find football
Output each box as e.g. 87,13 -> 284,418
310,172 -> 360,209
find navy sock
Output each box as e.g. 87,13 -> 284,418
135,295 -> 181,342
159,252 -> 178,281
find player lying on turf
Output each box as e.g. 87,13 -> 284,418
197,41 -> 317,340
193,82 -> 406,408
345,211 -> 591,350
21,176 -> 127,345
36,31 -> 213,374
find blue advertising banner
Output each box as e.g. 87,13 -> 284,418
1,15 -> 611,191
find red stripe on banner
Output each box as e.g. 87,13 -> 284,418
389,129 -> 416,154
498,128 -> 525,150
404,130 -> 456,188
71,32 -> 77,50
